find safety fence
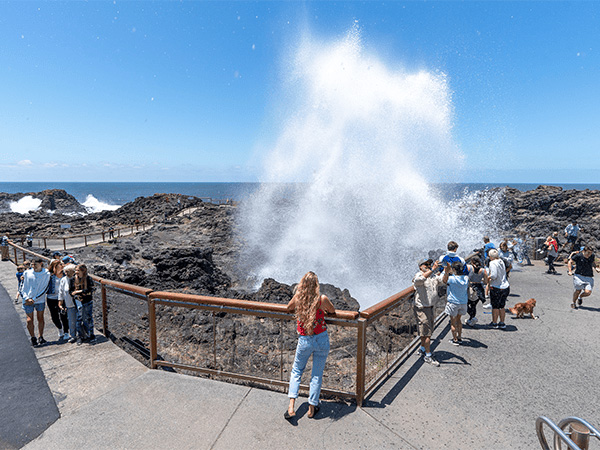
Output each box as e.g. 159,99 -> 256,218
9,223 -> 151,251
6,240 -> 446,406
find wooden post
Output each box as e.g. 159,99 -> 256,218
101,284 -> 108,336
43,238 -> 47,249
84,235 -> 88,246
118,228 -> 121,237
356,318 -> 367,407
102,231 -> 105,242
148,298 -> 157,369
63,238 -> 67,250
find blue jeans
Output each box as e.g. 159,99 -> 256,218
288,330 -> 330,406
80,301 -> 94,338
66,306 -> 83,339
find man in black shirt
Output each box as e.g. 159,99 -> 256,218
567,246 -> 600,309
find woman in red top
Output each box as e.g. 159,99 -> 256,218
284,272 -> 335,421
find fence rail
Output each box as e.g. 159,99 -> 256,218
5,239 -> 445,406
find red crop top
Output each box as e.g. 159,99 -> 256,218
297,300 -> 327,336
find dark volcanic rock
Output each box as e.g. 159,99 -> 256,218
0,189 -> 86,215
501,185 -> 600,251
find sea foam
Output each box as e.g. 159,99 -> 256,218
82,195 -> 121,213
9,196 -> 42,214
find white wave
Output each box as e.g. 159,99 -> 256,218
83,194 -> 121,213
9,196 -> 42,214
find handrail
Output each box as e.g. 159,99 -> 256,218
537,416 -> 581,450
5,238 -> 444,406
148,291 -> 359,321
360,286 -> 415,321
537,415 -> 600,450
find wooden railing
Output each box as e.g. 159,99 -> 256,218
5,240 -> 445,406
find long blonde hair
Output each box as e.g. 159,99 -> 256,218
293,271 -> 321,335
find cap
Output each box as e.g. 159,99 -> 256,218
418,258 -> 433,267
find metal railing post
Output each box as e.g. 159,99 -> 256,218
356,318 -> 367,407
148,297 -> 157,369
101,284 -> 108,337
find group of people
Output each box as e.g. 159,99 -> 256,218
412,239 -> 512,366
16,252 -> 96,347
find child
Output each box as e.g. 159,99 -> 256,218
15,264 -> 25,303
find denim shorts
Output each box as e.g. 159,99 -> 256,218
23,302 -> 45,314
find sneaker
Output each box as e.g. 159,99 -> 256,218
498,322 -> 506,329
465,318 -> 473,326
457,338 -> 463,345
38,337 -> 47,345
58,329 -> 64,340
63,333 -> 71,340
449,339 -> 460,346
424,355 -> 440,367
578,297 -> 583,306
69,337 -> 77,343
490,322 -> 499,329
76,338 -> 83,345
31,336 -> 38,346
483,303 -> 492,309
417,347 -> 425,356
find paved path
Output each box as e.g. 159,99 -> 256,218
1,259 -> 599,449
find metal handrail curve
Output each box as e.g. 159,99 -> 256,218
537,415 -> 600,450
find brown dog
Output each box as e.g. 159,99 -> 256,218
509,298 -> 537,319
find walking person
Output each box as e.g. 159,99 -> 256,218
486,249 -> 510,329
567,246 -> 600,309
21,258 -> 51,346
284,272 -> 335,421
59,264 -> 83,343
413,258 -> 441,365
46,260 -> 70,341
69,264 -> 96,343
442,261 -> 471,345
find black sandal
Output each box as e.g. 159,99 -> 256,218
308,404 -> 320,418
284,410 -> 296,421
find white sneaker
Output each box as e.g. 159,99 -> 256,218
424,355 -> 440,367
471,316 -> 478,324
63,333 -> 71,340
58,329 -> 64,339
483,303 -> 492,309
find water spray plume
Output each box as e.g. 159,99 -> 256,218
240,27 -> 503,308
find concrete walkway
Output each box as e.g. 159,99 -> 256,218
1,259 -> 599,449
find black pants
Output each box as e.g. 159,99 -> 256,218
547,254 -> 557,273
47,298 -> 69,333
467,283 -> 486,319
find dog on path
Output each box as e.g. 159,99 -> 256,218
509,298 -> 537,319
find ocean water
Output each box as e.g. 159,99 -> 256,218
1,182 -> 599,212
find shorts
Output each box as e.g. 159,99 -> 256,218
444,302 -> 467,317
23,302 -> 45,315
490,287 -> 509,309
573,274 -> 594,292
414,306 -> 434,337
567,235 -> 577,244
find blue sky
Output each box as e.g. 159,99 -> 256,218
1,1 -> 598,183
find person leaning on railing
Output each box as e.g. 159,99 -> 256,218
284,271 -> 335,422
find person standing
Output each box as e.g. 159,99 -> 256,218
284,272 -> 335,421
59,264 -> 82,343
544,236 -> 558,274
567,246 -> 600,309
21,258 -> 51,346
437,241 -> 469,275
69,264 -> 96,343
412,258 -> 441,366
564,221 -> 580,252
442,261 -> 471,345
466,256 -> 486,327
486,249 -> 510,329
483,236 -> 496,265
46,260 -> 70,341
